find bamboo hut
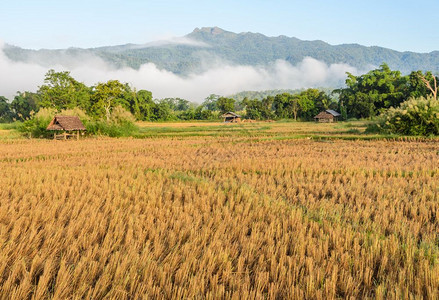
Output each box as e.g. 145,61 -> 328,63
314,110 -> 341,123
46,116 -> 86,140
221,112 -> 241,123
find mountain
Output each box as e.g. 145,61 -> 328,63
3,26 -> 439,75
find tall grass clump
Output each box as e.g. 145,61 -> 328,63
86,106 -> 138,137
369,96 -> 439,136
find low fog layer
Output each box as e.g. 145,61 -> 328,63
132,36 -> 210,48
0,42 -> 360,102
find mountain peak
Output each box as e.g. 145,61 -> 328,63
192,27 -> 227,35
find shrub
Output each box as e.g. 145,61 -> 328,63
85,120 -> 138,137
176,109 -> 196,120
86,106 -> 138,137
18,108 -> 56,138
369,96 -> 439,136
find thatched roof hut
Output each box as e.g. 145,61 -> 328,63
47,116 -> 86,140
314,110 -> 341,122
47,116 -> 86,131
221,112 -> 241,123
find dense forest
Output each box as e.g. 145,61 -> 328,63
0,63 -> 437,124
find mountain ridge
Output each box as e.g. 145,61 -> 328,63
3,27 -> 439,74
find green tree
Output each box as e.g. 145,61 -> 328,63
152,101 -> 175,121
216,97 -> 236,114
136,90 -> 154,121
243,98 -> 263,120
411,71 -> 438,99
202,94 -> 220,111
0,96 -> 13,122
299,89 -> 329,119
194,106 -> 214,120
336,64 -> 409,118
10,92 -> 39,120
407,71 -> 433,99
273,93 -> 297,119
261,96 -> 275,119
339,101 -> 348,121
122,85 -> 141,119
38,69 -> 91,111
91,80 -> 127,120
177,107 -> 196,120
297,95 -> 314,119
159,98 -> 192,111
272,90 -> 334,120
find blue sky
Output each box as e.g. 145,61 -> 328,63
1,0 -> 439,52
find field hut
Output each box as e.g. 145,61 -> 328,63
46,116 -> 86,140
314,110 -> 341,123
221,112 -> 241,123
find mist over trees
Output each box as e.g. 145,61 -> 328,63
0,64 -> 437,125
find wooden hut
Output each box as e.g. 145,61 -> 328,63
221,112 -> 241,123
314,110 -> 341,123
46,116 -> 86,140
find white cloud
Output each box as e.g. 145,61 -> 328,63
0,41 -> 48,99
0,42 -> 361,102
133,36 -> 210,48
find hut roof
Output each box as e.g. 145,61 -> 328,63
314,111 -> 334,119
221,112 -> 241,118
326,109 -> 341,117
46,116 -> 86,131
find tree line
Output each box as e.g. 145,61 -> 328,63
0,63 -> 437,123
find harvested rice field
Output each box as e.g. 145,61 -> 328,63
0,122 -> 438,299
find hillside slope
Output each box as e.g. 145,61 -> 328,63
3,27 -> 439,74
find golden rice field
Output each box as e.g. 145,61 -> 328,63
0,122 -> 438,299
